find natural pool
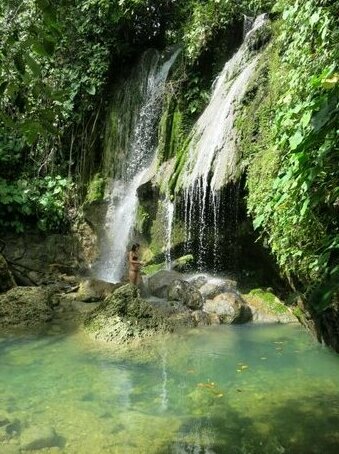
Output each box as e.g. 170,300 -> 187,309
1,323 -> 338,454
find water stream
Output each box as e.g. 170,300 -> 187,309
95,49 -> 179,282
179,15 -> 267,270
1,324 -> 338,453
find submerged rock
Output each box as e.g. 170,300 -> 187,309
20,425 -> 60,450
0,287 -> 54,328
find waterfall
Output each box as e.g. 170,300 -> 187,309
95,49 -> 179,283
179,15 -> 268,270
164,197 -> 175,270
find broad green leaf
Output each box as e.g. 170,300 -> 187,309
289,131 -> 303,150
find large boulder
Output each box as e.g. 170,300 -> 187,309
199,278 -> 237,300
188,275 -> 208,289
84,284 -> 177,344
203,291 -> 252,324
76,279 -> 119,302
0,254 -> 16,293
147,270 -> 182,298
0,287 -> 54,328
167,279 -> 203,310
242,288 -> 297,324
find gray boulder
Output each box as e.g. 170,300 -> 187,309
147,270 -> 182,298
199,279 -> 237,300
0,287 -> 54,328
203,291 -> 252,324
188,275 -> 208,289
167,279 -> 203,310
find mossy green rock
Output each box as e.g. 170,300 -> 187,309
242,288 -> 297,323
0,286 -> 54,328
84,284 -> 177,344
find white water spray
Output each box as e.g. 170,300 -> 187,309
95,50 -> 179,282
179,15 -> 268,269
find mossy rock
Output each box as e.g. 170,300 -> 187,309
84,284 -> 176,344
0,286 -> 54,328
246,288 -> 288,314
242,288 -> 297,323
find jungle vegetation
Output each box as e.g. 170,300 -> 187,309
0,0 -> 338,310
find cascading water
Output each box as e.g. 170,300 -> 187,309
164,197 -> 175,270
178,15 -> 268,270
95,49 -> 179,282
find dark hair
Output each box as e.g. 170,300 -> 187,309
131,243 -> 140,252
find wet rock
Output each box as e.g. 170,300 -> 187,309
171,254 -> 194,272
191,310 -> 210,326
148,270 -> 182,298
0,287 -> 54,328
199,279 -> 237,300
0,254 -> 16,293
20,425 -> 60,450
188,275 -> 208,289
167,279 -> 203,310
204,292 -> 251,324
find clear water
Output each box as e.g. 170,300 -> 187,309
1,324 -> 339,453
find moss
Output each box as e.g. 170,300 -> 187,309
85,173 -> 105,203
135,204 -> 149,235
292,306 -> 304,319
247,288 -> 289,315
158,94 -> 185,165
143,262 -> 166,275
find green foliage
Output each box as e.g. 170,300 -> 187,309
238,0 -> 338,308
0,175 -> 73,232
85,173 -> 105,203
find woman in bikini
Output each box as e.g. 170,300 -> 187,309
128,243 -> 143,285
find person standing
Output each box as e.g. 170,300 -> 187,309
128,243 -> 143,285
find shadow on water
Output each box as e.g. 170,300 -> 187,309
157,390 -> 339,454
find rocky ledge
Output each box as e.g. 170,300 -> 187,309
83,270 -> 297,345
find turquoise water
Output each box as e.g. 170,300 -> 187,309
1,323 -> 339,453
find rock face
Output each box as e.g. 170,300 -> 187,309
0,254 -> 16,293
84,284 -> 179,344
0,287 -> 54,328
147,270 -> 182,298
